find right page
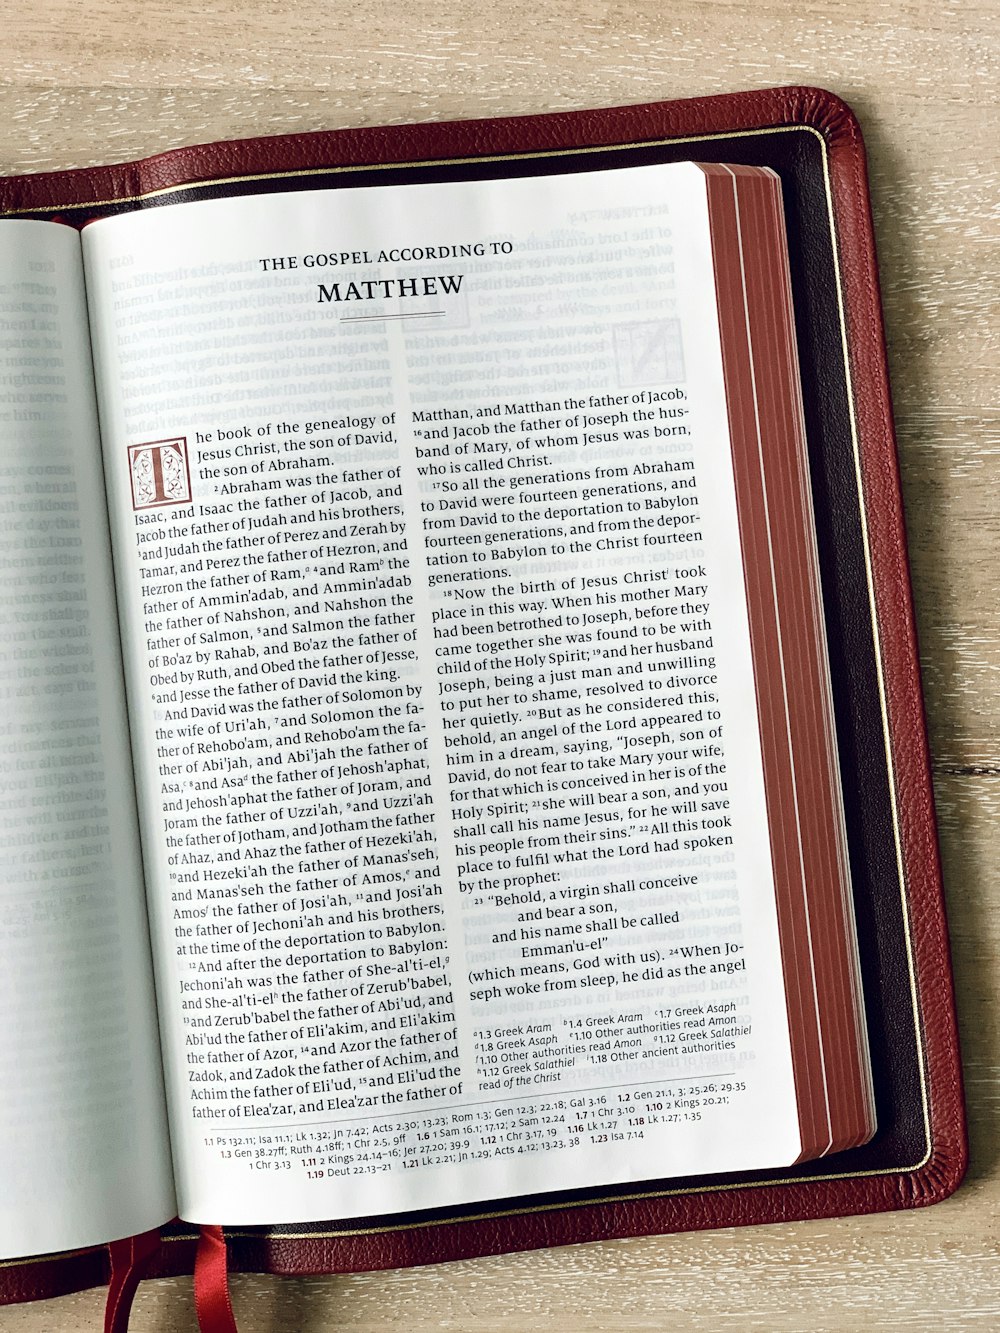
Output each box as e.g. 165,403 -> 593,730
81,160 -> 866,1225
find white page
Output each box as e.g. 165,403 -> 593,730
0,221 -> 175,1258
83,163 -> 800,1224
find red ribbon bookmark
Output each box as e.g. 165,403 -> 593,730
104,1225 -> 238,1332
194,1225 -> 239,1333
105,1229 -> 161,1333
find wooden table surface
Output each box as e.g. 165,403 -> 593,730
1,1 -> 997,1328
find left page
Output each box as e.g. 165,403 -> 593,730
0,221 -> 175,1259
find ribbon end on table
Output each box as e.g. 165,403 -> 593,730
194,1224 -> 239,1333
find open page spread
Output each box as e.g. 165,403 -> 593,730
82,163 -> 804,1224
0,222 -> 174,1258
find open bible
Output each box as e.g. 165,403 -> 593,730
0,88 -> 964,1307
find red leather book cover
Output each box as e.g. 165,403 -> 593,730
0,85 -> 965,1305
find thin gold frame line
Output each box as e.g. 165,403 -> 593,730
813,136 -> 932,1169
0,120 -> 930,1269
7,123 -> 834,214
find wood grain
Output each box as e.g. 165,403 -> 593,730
1,1 -> 998,1328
